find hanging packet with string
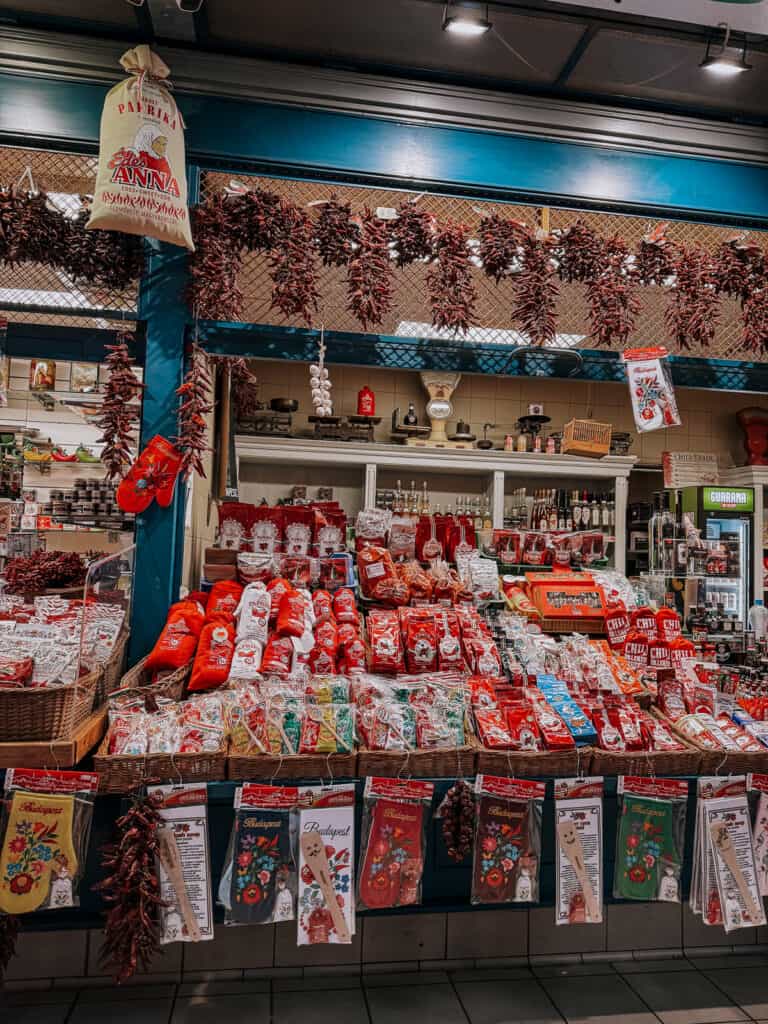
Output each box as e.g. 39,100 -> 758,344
691,776 -> 744,921
749,773 -> 768,897
219,784 -> 298,926
0,769 -> 98,915
614,776 -> 687,903
296,784 -> 355,945
470,775 -> 544,906
87,45 -> 194,250
622,347 -> 681,433
554,777 -> 603,926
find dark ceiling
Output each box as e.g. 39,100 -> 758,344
1,0 -> 768,123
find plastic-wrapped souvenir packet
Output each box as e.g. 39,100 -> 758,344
470,775 -> 544,905
357,701 -> 417,751
296,784 -> 355,945
749,773 -> 768,898
614,776 -> 688,903
554,777 -> 603,925
221,784 -> 298,926
148,783 -> 213,944
705,792 -> 765,932
358,778 -> 434,910
622,346 -> 681,433
0,769 -> 98,915
298,703 -> 355,754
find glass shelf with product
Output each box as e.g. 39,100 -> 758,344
642,485 -> 754,637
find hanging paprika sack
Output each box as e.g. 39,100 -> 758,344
87,45 -> 194,250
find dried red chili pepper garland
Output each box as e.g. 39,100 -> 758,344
478,213 -> 526,283
391,199 -> 434,267
553,219 -> 603,284
314,195 -> 358,267
96,336 -> 145,483
586,235 -> 641,348
714,237 -> 768,354
5,550 -> 87,597
176,344 -> 214,480
94,792 -> 165,984
187,196 -> 244,321
0,915 -> 19,983
513,228 -> 559,347
428,220 -> 477,335
439,779 -> 474,862
347,207 -> 393,331
269,199 -> 319,324
635,222 -> 674,287
665,243 -> 720,351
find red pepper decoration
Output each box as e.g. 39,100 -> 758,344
391,199 -> 435,267
5,550 -> 87,596
554,219 -> 603,283
314,195 -> 358,267
665,243 -> 720,350
239,187 -> 285,252
478,213 -> 526,283
175,344 -> 214,480
347,207 -> 393,331
439,779 -> 474,862
742,286 -> 768,354
94,792 -> 165,985
586,235 -> 640,348
187,196 -> 244,321
96,334 -> 145,483
713,236 -> 765,300
269,199 -> 319,324
635,222 -> 674,287
428,220 -> 477,335
513,228 -> 559,347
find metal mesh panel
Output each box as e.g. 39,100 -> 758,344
201,171 -> 762,360
0,146 -> 139,323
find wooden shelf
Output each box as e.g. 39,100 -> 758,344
0,707 -> 107,769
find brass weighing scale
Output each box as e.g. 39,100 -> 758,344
403,372 -> 472,449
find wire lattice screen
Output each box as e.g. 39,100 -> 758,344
0,146 -> 139,329
201,171 -> 765,360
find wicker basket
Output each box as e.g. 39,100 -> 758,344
0,668 -> 99,742
589,744 -> 701,777
357,745 -> 476,779
115,656 -> 191,702
658,711 -> 768,776
93,736 -> 227,793
94,629 -> 130,706
561,419 -> 612,458
475,745 -> 584,778
228,750 -> 357,782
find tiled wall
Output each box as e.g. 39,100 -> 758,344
248,360 -> 752,469
7,904 -> 768,990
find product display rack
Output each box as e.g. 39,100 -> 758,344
235,436 -> 634,572
721,466 -> 768,605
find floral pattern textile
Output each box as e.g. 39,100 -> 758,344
229,808 -> 293,924
0,791 -> 76,914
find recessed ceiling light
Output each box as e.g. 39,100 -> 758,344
442,3 -> 492,37
700,23 -> 752,75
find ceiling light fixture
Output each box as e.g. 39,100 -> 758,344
700,22 -> 752,76
442,3 -> 492,37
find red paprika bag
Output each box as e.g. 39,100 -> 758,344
313,507 -> 347,557
266,577 -> 291,625
276,589 -> 308,639
415,516 -> 443,562
308,644 -> 337,674
145,599 -> 204,673
205,580 -> 243,623
368,609 -> 404,673
261,635 -> 294,675
333,587 -> 357,624
282,506 -> 313,557
339,634 -> 367,674
217,502 -> 255,551
251,506 -> 284,556
445,516 -> 476,562
314,617 -> 338,656
405,618 -> 438,674
312,589 -> 334,622
189,622 -> 235,691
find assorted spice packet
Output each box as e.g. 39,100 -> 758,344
0,769 -> 98,915
614,777 -> 687,903
471,776 -> 544,906
554,778 -> 603,926
148,783 -> 214,944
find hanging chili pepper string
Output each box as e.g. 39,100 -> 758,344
665,243 -> 721,351
586,235 -> 641,349
478,213 -> 527,284
314,195 -> 359,267
175,343 -> 214,480
96,332 -> 145,483
186,195 -> 244,322
513,228 -> 559,348
428,220 -> 477,336
391,199 -> 435,267
553,219 -> 604,284
268,199 -> 319,324
346,207 -> 393,331
0,914 -> 20,983
634,222 -> 674,287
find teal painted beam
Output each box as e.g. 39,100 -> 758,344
3,72 -> 768,222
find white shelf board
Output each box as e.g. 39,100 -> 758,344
235,436 -> 636,480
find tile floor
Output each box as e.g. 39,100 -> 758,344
6,955 -> 768,1023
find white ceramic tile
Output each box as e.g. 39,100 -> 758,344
623,970 -> 748,1024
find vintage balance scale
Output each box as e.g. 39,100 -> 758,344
392,372 -> 473,449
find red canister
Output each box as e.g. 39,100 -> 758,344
357,386 -> 375,416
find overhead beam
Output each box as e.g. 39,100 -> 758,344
555,23 -> 598,86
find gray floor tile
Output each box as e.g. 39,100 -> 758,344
542,974 -> 658,1024
688,955 -> 768,970
455,979 -> 563,1024
177,980 -> 269,997
451,968 -> 533,983
364,970 -> 449,987
447,909 -> 528,960
532,963 -> 616,978
362,913 -> 446,964
367,983 -> 467,1024
617,960 -> 696,975
2,1009 -> 71,1024
69,1000 -> 174,1024
274,988 -> 370,1023
704,968 -> 768,1019
171,993 -> 271,1023
623,970 -> 748,1024
3,990 -> 76,1006
77,984 -> 177,1001
273,976 -> 362,992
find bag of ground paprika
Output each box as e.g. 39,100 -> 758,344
87,45 -> 194,250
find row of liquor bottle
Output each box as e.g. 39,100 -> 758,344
504,488 -> 616,533
648,491 -> 740,578
376,480 -> 493,528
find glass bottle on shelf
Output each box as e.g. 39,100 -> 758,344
403,403 -> 418,426
590,494 -> 600,528
661,493 -> 675,574
573,490 -> 582,529
483,495 -> 493,530
601,496 -> 610,529
473,497 -> 483,532
648,492 -> 663,573
548,492 -> 558,532
394,479 -> 403,516
421,481 -> 430,515
608,497 -> 615,528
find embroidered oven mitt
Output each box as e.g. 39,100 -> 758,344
359,797 -> 425,909
228,807 -> 293,925
472,795 -> 528,904
615,796 -> 678,901
0,791 -> 77,914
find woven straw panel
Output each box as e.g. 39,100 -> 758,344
202,171 -> 765,360
0,146 -> 139,325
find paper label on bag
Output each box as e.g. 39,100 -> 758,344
475,775 -> 546,801
364,777 -> 434,801
555,797 -> 603,926
705,796 -> 766,932
5,769 -> 99,794
151,798 -> 214,944
619,776 -> 688,799
554,778 -> 604,800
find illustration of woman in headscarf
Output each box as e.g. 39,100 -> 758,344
132,123 -> 171,175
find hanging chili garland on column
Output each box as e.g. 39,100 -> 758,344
586,235 -> 641,348
186,196 -> 244,321
96,334 -> 145,483
175,344 -> 214,480
346,207 -> 393,331
553,219 -> 604,284
314,195 -> 358,267
94,792 -> 165,985
428,220 -> 477,335
665,243 -> 721,350
391,199 -> 435,267
513,229 -> 559,347
714,237 -> 768,355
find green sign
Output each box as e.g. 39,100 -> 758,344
702,486 -> 754,512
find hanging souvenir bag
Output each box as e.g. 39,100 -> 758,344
614,776 -> 687,902
622,347 -> 681,433
554,777 -> 603,926
144,599 -> 205,674
297,784 -> 355,946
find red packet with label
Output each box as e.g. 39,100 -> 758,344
358,778 -> 433,910
189,621 -> 235,691
251,506 -> 284,556
405,618 -> 437,674
261,635 -> 294,675
312,589 -> 334,622
532,702 -> 576,750
266,577 -> 292,625
631,606 -> 658,641
604,603 -> 630,650
475,708 -> 514,749
592,706 -> 626,751
282,506 -> 313,557
623,629 -> 649,670
506,703 -> 541,750
276,589 -> 309,639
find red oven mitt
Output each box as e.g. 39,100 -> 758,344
359,797 -> 425,909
